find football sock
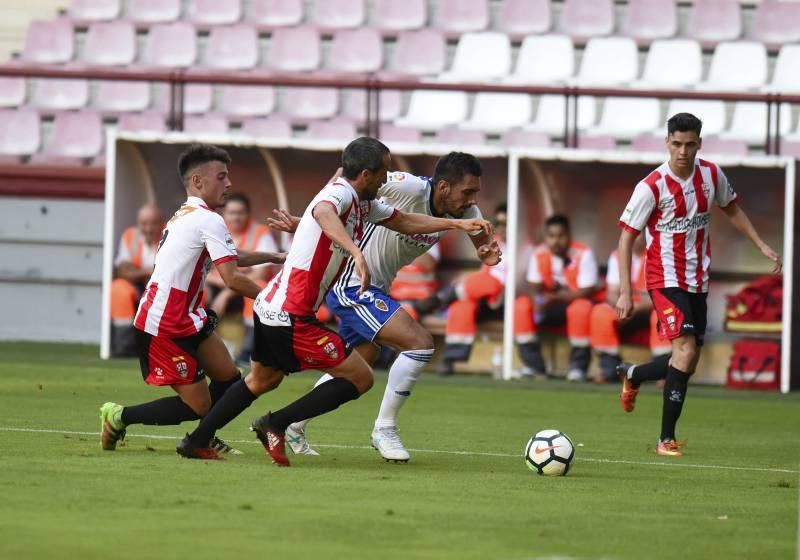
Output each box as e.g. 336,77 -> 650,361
291,373 -> 333,431
660,365 -> 690,442
209,373 -> 242,406
187,379 -> 257,447
121,397 -> 200,426
267,377 -> 360,433
374,349 -> 433,429
629,354 -> 672,388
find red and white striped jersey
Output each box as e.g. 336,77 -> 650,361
255,178 -> 397,319
618,158 -> 738,293
135,196 -> 238,337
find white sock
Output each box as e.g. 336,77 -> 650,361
374,349 -> 433,429
291,373 -> 333,431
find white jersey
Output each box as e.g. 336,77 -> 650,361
619,157 -> 737,293
338,172 -> 483,292
256,178 -> 397,318
135,196 -> 238,337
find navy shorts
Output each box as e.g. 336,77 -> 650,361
326,284 -> 403,347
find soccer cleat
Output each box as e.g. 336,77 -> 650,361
210,436 -> 243,455
285,423 -> 320,456
617,362 -> 639,413
250,414 -> 290,467
99,402 -> 127,451
176,434 -> 224,461
371,426 -> 410,463
656,439 -> 686,457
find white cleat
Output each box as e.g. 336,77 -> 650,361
285,424 -> 320,456
371,426 -> 410,463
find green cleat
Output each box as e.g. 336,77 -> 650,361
99,402 -> 127,451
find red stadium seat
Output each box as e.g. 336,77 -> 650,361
0,109 -> 41,156
241,115 -> 292,139
281,88 -> 339,120
386,29 -> 446,76
374,0 -> 426,31
500,129 -> 550,148
68,0 -> 120,21
434,0 -> 489,34
127,0 -> 181,24
32,79 -> 89,111
327,29 -> 383,74
306,118 -> 358,141
377,124 -> 422,144
117,112 -> 166,133
778,139 -> 800,159
558,0 -> 614,41
496,0 -> 551,38
33,110 -> 103,162
751,1 -> 800,47
0,77 -> 26,108
700,137 -> 748,156
622,0 -> 677,43
204,24 -> 259,70
95,81 -> 151,112
434,127 -> 485,146
686,0 -> 741,47
155,83 -> 212,114
187,0 -> 242,26
83,22 -> 136,66
577,134 -> 616,150
631,134 -> 666,153
220,85 -> 276,118
342,89 -> 402,122
312,0 -> 365,30
141,22 -> 197,68
249,0 -> 303,28
264,27 -> 321,72
22,20 -> 74,64
184,114 -> 229,135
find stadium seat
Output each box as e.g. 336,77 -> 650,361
439,32 -> 511,82
240,115 -> 292,139
377,124 -> 422,143
141,22 -> 197,67
434,127 -> 485,145
312,0 -> 365,30
500,129 -> 551,148
460,93 -> 533,133
83,22 -> 136,66
662,99 -> 726,137
117,112 -> 166,133
686,0 -> 742,46
203,24 -> 259,70
386,30 -> 446,76
634,39 -> 702,89
778,139 -> 800,159
68,0 -> 120,21
220,86 -> 276,118
558,0 -> 614,41
720,102 -> 791,144
0,78 -> 26,108
34,110 -> 103,161
249,0 -> 303,28
32,79 -> 89,111
187,0 -> 242,26
700,137 -> 748,156
750,1 -> 800,47
327,29 -> 383,74
373,0 -> 426,31
342,89 -> 402,122
264,27 -> 321,72
155,83 -> 213,114
699,41 -> 767,91
524,95 -> 596,136
0,109 -> 41,156
22,20 -> 74,64
306,118 -> 358,141
127,0 -> 181,24
434,0 -> 489,34
767,45 -> 800,93
496,0 -> 551,38
631,134 -> 665,153
621,0 -> 677,43
587,97 -> 662,140
506,34 -> 574,84
395,91 -> 468,129
573,37 -> 638,86
281,88 -> 339,120
577,134 -> 616,150
94,81 -> 151,112
183,114 -> 229,135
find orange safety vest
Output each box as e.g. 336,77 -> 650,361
390,261 -> 438,301
534,241 -> 590,292
121,227 -> 148,269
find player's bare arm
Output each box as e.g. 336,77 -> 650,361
237,250 -> 286,267
383,211 -> 492,236
312,201 -> 370,293
214,259 -> 264,300
615,228 -> 638,321
267,208 -> 301,233
721,203 -> 782,273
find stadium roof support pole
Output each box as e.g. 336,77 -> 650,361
502,152 -> 521,381
100,129 -> 118,360
257,148 -> 291,250
781,159 -> 795,394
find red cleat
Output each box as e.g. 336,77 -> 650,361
176,435 -> 225,461
251,414 -> 290,467
617,363 -> 639,413
656,439 -> 686,457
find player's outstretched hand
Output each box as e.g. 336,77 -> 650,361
267,209 -> 300,233
354,254 -> 371,295
478,240 -> 502,266
457,219 -> 493,236
760,244 -> 782,274
616,292 -> 634,321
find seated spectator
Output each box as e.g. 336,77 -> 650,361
389,244 -> 441,321
589,235 -> 670,382
110,203 -> 164,357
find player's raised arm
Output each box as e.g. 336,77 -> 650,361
312,201 -> 370,293
237,250 -> 286,267
381,210 -> 492,236
267,208 -> 301,233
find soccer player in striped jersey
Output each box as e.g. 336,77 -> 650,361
616,113 -> 782,457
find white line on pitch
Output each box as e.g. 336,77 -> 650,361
1,426 -> 797,475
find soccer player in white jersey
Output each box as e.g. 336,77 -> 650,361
269,152 -> 501,462
99,144 -> 285,460
616,113 -> 782,457
180,138 -> 492,466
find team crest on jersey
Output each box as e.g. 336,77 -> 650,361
323,342 -> 339,360
375,298 -> 389,312
388,172 -> 406,183
666,315 -> 677,332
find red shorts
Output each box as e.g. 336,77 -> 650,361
251,313 -> 350,373
650,288 -> 708,345
135,329 -> 209,386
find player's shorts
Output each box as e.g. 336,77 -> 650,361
650,287 -> 708,345
326,284 -> 403,347
251,312 -> 351,373
135,311 -> 218,386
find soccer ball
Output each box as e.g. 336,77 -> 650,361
524,429 -> 575,476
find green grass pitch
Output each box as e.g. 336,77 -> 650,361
0,342 -> 797,560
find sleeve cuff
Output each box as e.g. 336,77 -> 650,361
313,200 -> 340,216
213,255 -> 239,266
618,221 -> 641,235
719,196 -> 739,209
374,208 -> 399,224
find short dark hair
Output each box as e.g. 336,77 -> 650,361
177,144 -> 232,182
341,137 -> 390,180
667,113 -> 702,137
432,152 -> 482,186
224,192 -> 251,211
495,202 -> 507,216
545,214 -> 570,231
